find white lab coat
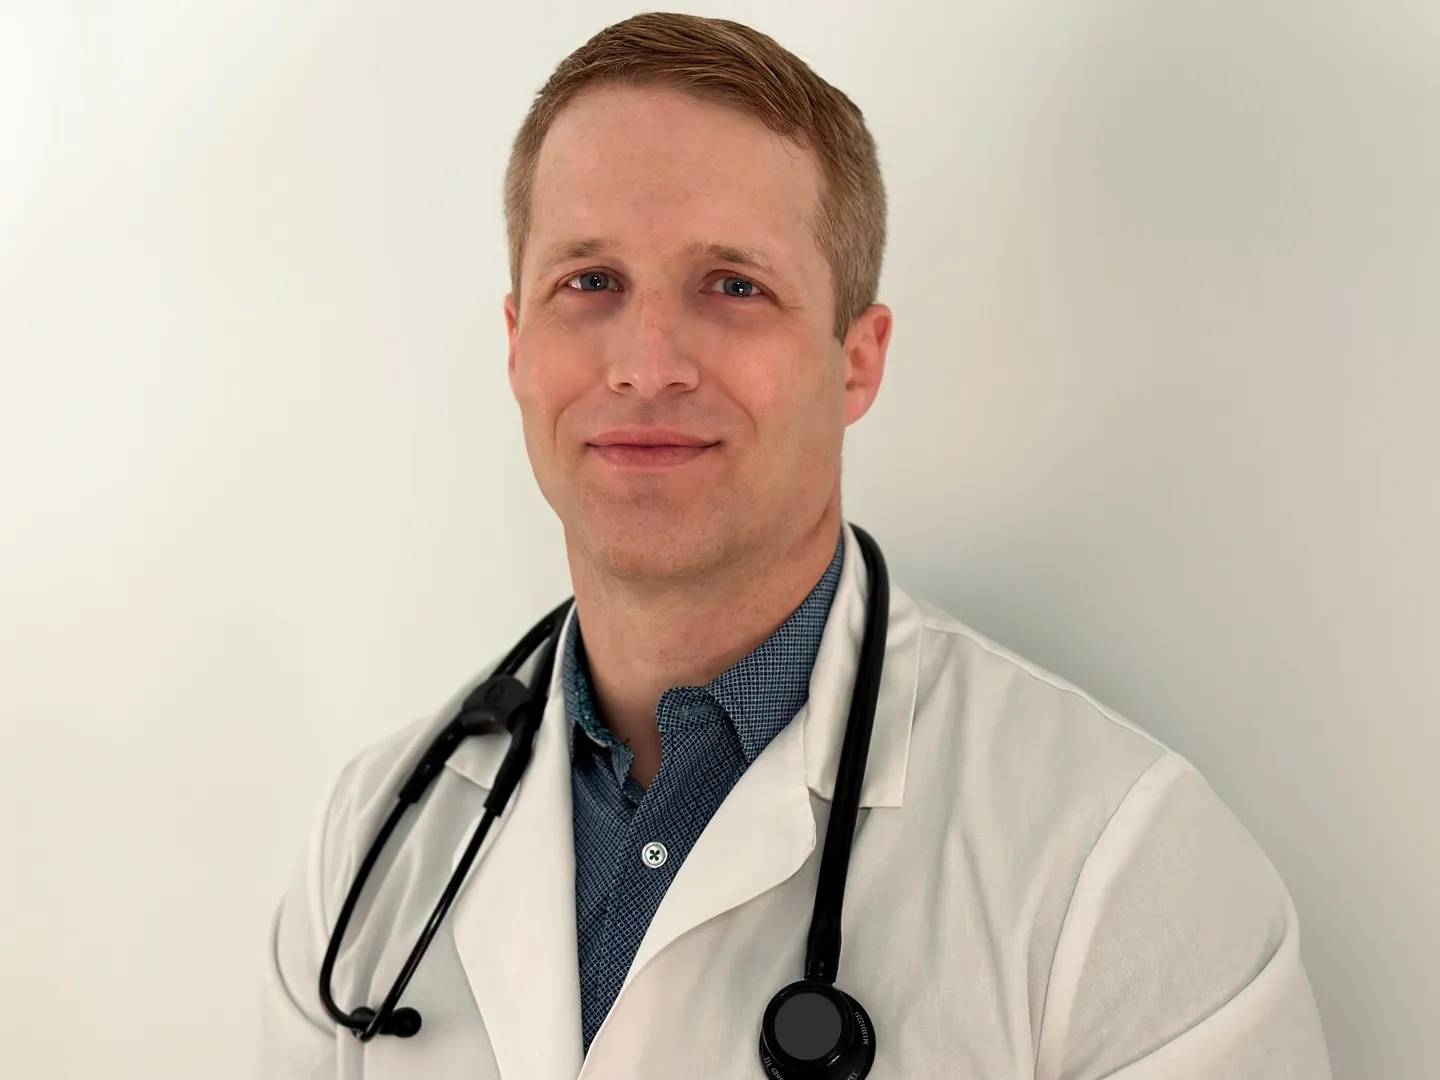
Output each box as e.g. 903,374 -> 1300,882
260,521 -> 1331,1079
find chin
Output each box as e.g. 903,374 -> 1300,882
581,511 -> 720,568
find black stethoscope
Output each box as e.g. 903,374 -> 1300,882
319,522 -> 889,1079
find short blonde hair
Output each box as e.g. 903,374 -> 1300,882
503,12 -> 887,343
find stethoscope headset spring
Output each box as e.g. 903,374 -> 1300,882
318,523 -> 890,1079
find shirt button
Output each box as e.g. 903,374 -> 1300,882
641,841 -> 668,869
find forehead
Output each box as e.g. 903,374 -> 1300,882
527,84 -> 824,285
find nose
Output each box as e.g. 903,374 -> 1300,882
603,290 -> 701,398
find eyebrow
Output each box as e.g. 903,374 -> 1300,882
536,237 -> 786,282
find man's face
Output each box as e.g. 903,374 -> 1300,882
505,84 -> 884,584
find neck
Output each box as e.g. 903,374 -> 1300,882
563,496 -> 843,773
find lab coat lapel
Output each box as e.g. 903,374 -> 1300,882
615,693 -> 816,1008
442,602 -> 584,1080
609,520 -> 921,1012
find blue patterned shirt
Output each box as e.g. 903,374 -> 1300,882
563,527 -> 846,1055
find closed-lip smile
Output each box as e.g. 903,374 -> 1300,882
588,428 -> 718,447
587,440 -> 718,470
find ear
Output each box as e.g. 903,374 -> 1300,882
504,292 -> 520,393
841,304 -> 893,427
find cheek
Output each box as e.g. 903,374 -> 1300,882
514,332 -> 586,421
725,372 -> 831,465
733,334 -> 835,410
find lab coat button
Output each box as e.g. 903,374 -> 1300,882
641,841 -> 668,868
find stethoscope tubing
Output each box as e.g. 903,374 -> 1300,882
318,528 -> 886,1065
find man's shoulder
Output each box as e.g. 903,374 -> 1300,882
908,592 -> 1174,789
899,591 -> 1255,895
903,594 -> 1300,1027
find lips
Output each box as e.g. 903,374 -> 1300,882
588,428 -> 716,448
589,443 -> 715,468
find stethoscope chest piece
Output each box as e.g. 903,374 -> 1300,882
759,978 -> 876,1079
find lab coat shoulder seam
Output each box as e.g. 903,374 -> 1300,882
272,745 -> 366,1049
311,748 -> 361,966
1031,750 -> 1194,1078
267,894 -> 332,1035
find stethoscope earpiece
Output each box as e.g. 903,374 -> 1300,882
351,1005 -> 422,1039
759,979 -> 876,1079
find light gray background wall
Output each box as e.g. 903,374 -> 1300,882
2,2 -> 1435,1077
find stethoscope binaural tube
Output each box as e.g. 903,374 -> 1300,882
317,595 -> 572,1041
317,525 -> 888,1080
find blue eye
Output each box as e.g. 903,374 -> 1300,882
710,276 -> 763,298
566,271 -> 619,293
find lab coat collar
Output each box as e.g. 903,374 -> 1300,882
435,519 -> 920,1078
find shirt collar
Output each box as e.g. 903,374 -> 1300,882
562,527 -> 846,771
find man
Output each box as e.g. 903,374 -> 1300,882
261,12 -> 1331,1078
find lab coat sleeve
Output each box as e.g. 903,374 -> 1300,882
1033,751 -> 1332,1080
257,760 -> 351,1079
